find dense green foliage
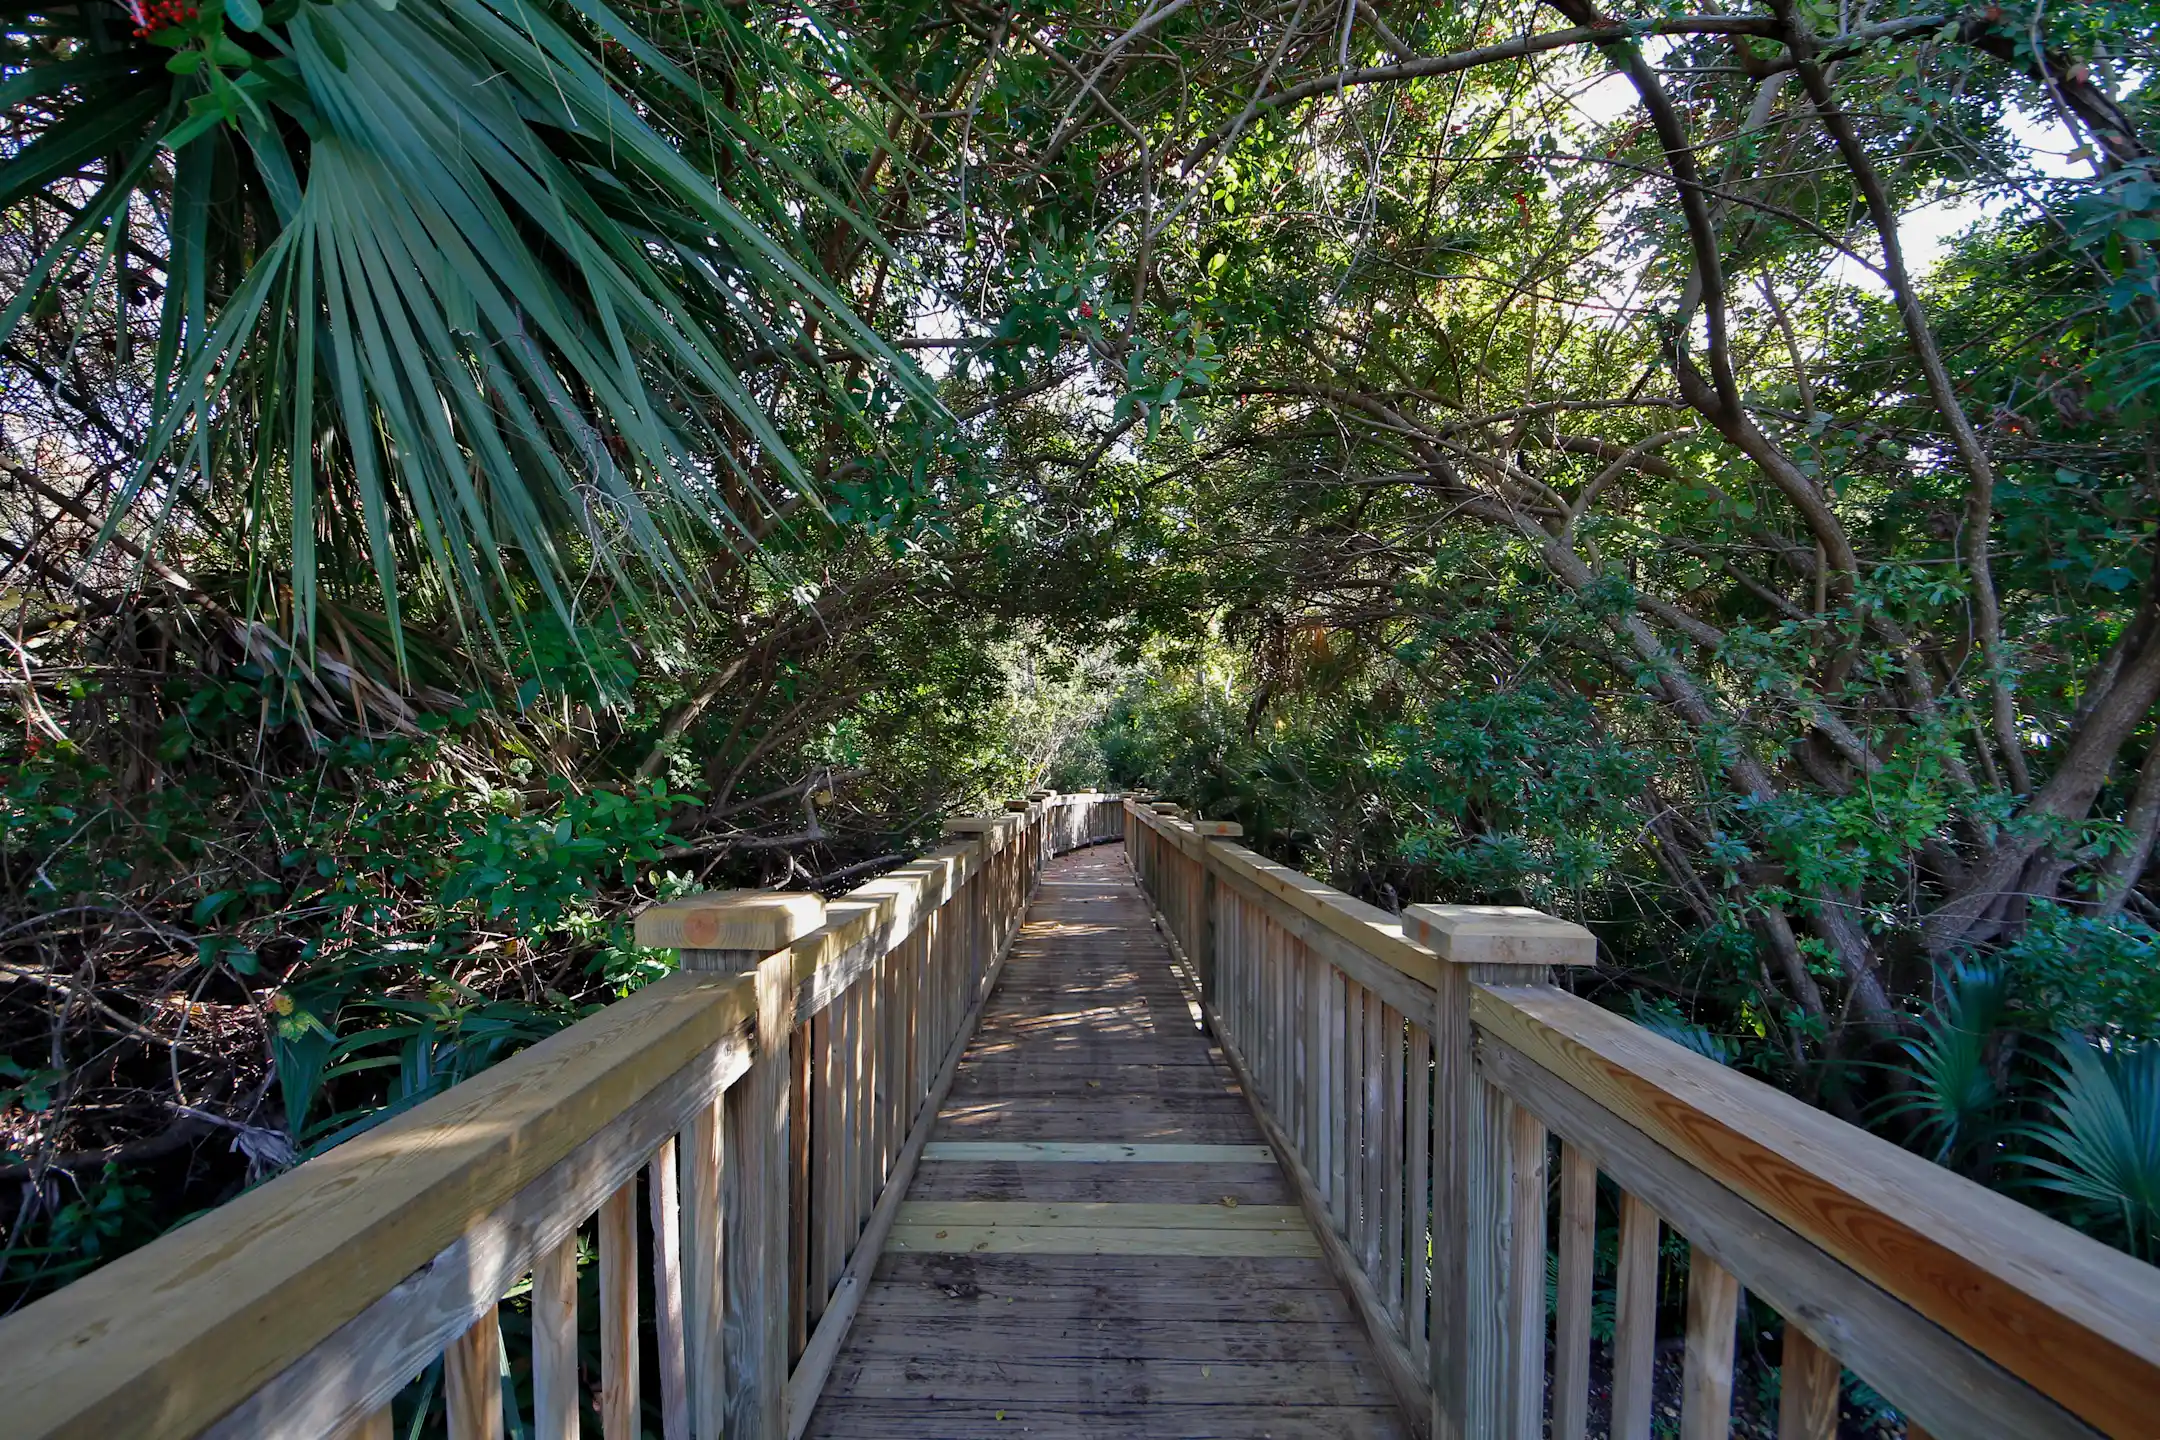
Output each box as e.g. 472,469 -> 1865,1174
3,0 -> 2158,1380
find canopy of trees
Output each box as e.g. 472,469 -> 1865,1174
2,0 -> 2156,1310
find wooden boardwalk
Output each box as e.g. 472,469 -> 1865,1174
803,844 -> 1413,1438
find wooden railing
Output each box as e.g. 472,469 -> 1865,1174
1126,799 -> 2160,1440
0,792 -> 1125,1440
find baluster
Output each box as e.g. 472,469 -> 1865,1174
1361,987 -> 1385,1281
649,1137 -> 690,1440
1777,1325 -> 1841,1440
1405,901 -> 1593,1440
446,1304 -> 504,1440
1553,1142 -> 1597,1440
1505,1106 -> 1548,1438
600,1179 -> 640,1440
685,1100 -> 726,1440
1611,1190 -> 1661,1440
532,1231 -> 581,1440
1681,1248 -> 1740,1440
1381,1003 -> 1405,1330
335,1406 -> 394,1440
1404,1019 -> 1432,1368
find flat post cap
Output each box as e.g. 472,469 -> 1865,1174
634,889 -> 826,952
1191,820 -> 1243,838
1402,903 -> 1595,968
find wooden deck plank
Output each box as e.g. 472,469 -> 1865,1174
922,1141 -> 1277,1163
801,1402 -> 1414,1438
802,844 -> 1410,1439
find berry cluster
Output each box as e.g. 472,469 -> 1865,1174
128,0 -> 199,37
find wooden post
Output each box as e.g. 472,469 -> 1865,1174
1405,903 -> 1595,1440
1190,820 -> 1242,1015
635,889 -> 826,1440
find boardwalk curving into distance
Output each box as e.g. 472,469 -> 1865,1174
803,843 -> 1413,1438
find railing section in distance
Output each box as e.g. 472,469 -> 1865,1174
0,793 -> 1127,1440
1125,799 -> 2160,1440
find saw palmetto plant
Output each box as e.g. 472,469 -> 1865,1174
1,0 -> 940,659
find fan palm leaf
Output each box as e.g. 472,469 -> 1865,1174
1,0 -> 941,663
2024,1036 -> 2160,1262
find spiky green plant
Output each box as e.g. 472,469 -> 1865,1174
2024,1037 -> 2160,1262
1879,961 -> 2014,1172
1,0 -> 939,659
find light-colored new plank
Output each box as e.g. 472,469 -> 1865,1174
444,1308 -> 504,1440
1682,1249 -> 1739,1440
1472,983 -> 2160,1437
1778,1324 -> 1840,1440
1479,1033 -> 2099,1439
532,1232 -> 580,1440
921,1141 -> 1277,1163
0,969 -> 756,1440
1611,1190 -> 1661,1440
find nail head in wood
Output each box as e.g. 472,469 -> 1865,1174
633,890 -> 826,958
1401,903 -> 1595,969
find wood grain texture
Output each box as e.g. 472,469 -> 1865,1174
1472,983 -> 2160,1437
804,845 -> 1410,1440
0,969 -> 756,1440
1478,1032 -> 2100,1440
1553,1142 -> 1596,1440
600,1180 -> 640,1440
1681,1249 -> 1739,1440
782,885 -> 1022,1440
684,1100 -> 726,1440
1505,1102 -> 1548,1440
922,1141 -> 1276,1163
1777,1324 -> 1840,1440
203,1033 -> 749,1440
332,1409 -> 393,1440
1611,1190 -> 1661,1440
531,1232 -> 580,1440
444,1307 -> 505,1440
649,1138 -> 690,1440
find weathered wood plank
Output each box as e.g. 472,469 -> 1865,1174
1681,1249 -> 1739,1440
1611,1190 -> 1661,1440
921,1141 -> 1276,1163
599,1180 -> 640,1440
531,1232 -> 580,1440
895,1201 -> 1309,1230
648,1137 -> 690,1440
1553,1141 -> 1596,1440
884,1223 -> 1323,1257
444,1307 -> 504,1440
1778,1323 -> 1841,1440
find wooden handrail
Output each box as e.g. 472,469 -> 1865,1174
0,792 -> 1128,1440
1122,797 -> 2159,1440
1474,983 -> 2160,1437
3,969 -> 759,1439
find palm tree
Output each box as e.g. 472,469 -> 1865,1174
1,0 -> 939,664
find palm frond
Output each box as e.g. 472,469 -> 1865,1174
3,0 -> 943,667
